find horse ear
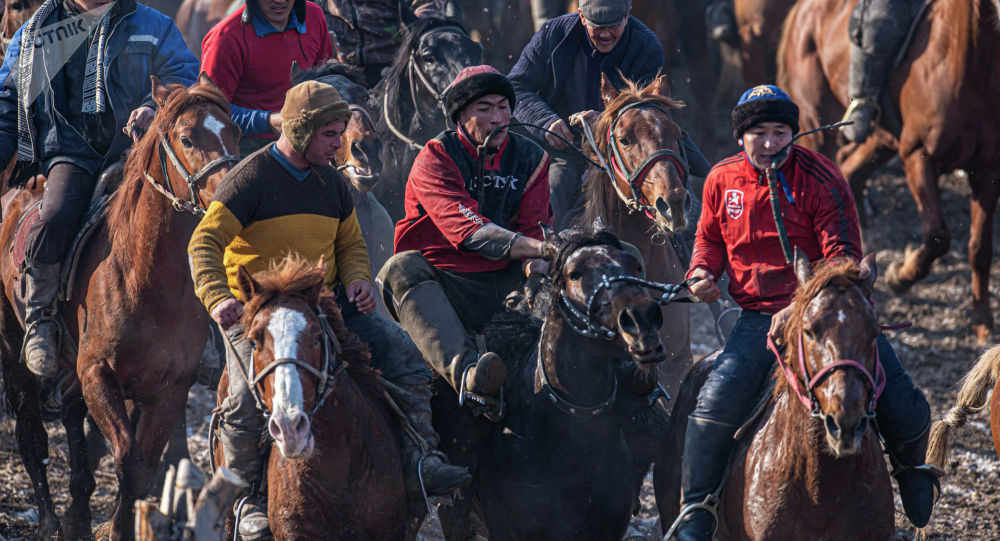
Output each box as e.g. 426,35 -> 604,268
859,253 -> 878,292
793,246 -> 812,287
150,75 -> 170,108
197,71 -> 218,89
591,216 -> 607,233
652,74 -> 672,98
290,61 -> 304,82
236,265 -> 259,302
601,73 -> 619,105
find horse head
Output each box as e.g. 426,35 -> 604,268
292,61 -> 383,192
543,220 -> 668,368
0,0 -> 42,55
235,256 -> 333,460
778,247 -> 881,458
143,72 -> 241,210
587,74 -> 690,234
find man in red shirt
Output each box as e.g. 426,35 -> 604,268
378,65 -> 552,421
201,0 -> 333,156
674,86 -> 937,540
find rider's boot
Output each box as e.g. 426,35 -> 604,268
886,423 -> 940,528
400,382 -> 473,495
841,43 -> 891,144
21,258 -> 62,378
706,0 -> 738,46
395,280 -> 507,420
674,418 -> 737,541
221,428 -> 271,540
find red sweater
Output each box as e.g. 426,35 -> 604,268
394,131 -> 552,273
200,2 -> 333,137
687,145 -> 863,313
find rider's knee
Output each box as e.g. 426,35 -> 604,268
377,250 -> 438,300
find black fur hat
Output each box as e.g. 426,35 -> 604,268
444,65 -> 517,122
731,85 -> 800,139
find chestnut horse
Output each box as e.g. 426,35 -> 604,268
214,255 -> 408,539
927,344 -> 1000,466
777,0 -> 1000,343
579,74 -> 694,399
0,74 -> 239,540
0,0 -> 41,55
174,0 -> 242,57
734,0 -> 796,85
657,251 -> 894,539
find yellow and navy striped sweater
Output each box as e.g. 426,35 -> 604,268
188,146 -> 371,312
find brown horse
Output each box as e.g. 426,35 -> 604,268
928,344 -> 1000,467
734,0 -> 796,85
579,74 -> 693,399
0,74 -> 239,540
174,0 -> 241,57
657,251 -> 894,539
0,0 -> 42,56
777,0 -> 1000,343
214,255 -> 408,540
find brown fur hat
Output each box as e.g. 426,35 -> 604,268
281,81 -> 351,155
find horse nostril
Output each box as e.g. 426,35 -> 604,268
854,416 -> 868,440
351,141 -> 366,162
618,308 -> 639,336
655,196 -> 671,218
824,414 -> 840,439
294,413 -> 310,438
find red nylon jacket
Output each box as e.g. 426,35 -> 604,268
687,145 -> 863,313
394,130 -> 552,273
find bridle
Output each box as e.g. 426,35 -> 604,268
242,305 -> 346,420
382,24 -> 469,151
144,131 -> 239,216
580,100 -> 690,220
767,322 -> 886,419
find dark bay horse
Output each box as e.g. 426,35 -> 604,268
778,0 -> 1000,343
373,17 -> 481,219
434,224 -> 674,540
579,74 -> 694,399
0,74 -> 239,540
657,251 -> 894,539
928,344 -> 1000,465
214,255 -> 408,539
734,0 -> 796,85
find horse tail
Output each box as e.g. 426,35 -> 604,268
927,344 -> 1000,469
775,0 -> 805,90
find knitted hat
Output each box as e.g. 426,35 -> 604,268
579,0 -> 632,26
731,85 -> 800,139
280,81 -> 351,155
444,65 -> 516,122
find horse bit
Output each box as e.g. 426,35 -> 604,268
579,100 -> 691,221
143,131 -> 239,216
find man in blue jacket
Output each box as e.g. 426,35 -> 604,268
509,0 -> 710,230
0,0 -> 198,378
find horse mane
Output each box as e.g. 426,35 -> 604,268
240,255 -> 383,396
774,258 -> 870,397
580,77 -> 684,227
107,80 -> 231,309
548,226 -> 623,288
291,59 -> 367,87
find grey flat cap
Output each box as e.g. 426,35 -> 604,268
579,0 -> 632,27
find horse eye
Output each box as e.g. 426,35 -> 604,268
314,337 -> 321,347
248,339 -> 257,350
803,329 -> 816,342
619,137 -> 630,146
422,53 -> 435,64
10,2 -> 23,11
180,136 -> 194,149
569,270 -> 583,281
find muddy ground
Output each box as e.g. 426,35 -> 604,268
1,44 -> 999,541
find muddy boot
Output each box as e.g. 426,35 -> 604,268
673,418 -> 736,541
221,428 -> 271,541
841,43 -> 891,143
396,280 -> 507,420
401,383 -> 472,495
886,425 -> 941,528
21,259 -> 61,378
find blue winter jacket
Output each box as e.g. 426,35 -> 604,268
0,0 -> 198,181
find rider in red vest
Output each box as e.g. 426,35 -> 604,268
675,85 -> 938,540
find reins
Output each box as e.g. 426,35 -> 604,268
143,131 -> 239,216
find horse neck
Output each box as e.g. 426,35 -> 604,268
537,307 -> 619,407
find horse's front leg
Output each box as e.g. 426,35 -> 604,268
885,151 -> 950,293
61,387 -> 96,541
78,360 -> 148,541
967,170 -> 999,344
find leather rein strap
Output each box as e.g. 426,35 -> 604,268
144,132 -> 239,216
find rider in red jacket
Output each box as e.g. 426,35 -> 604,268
674,85 -> 938,541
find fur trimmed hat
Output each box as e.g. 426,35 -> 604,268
444,65 -> 517,122
281,81 -> 351,155
731,85 -> 800,139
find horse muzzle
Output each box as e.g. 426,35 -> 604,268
617,301 -> 667,366
269,409 -> 315,459
342,165 -> 381,192
654,192 -> 689,233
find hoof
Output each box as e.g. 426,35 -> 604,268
885,260 -> 915,295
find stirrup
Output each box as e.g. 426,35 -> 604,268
663,494 -> 720,540
892,462 -> 944,497
458,362 -> 505,422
